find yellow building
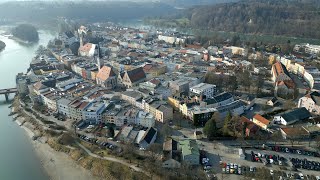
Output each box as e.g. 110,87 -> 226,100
168,97 -> 182,110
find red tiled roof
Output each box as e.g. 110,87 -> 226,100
79,43 -> 93,53
96,66 -> 116,81
281,127 -> 309,136
186,44 -> 203,49
253,114 -> 270,125
143,64 -> 153,72
33,81 -> 47,91
149,79 -> 161,86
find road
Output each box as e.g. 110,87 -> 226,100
76,142 -> 150,177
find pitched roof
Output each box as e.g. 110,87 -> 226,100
125,67 -> 146,83
149,78 -> 161,86
163,138 -> 178,151
253,114 -> 270,125
205,92 -> 233,105
269,97 -> 278,103
79,43 -> 94,53
272,62 -> 290,77
96,66 -> 116,81
141,127 -> 157,144
281,107 -> 311,124
306,91 -> 320,106
281,127 -> 309,137
33,81 -> 48,91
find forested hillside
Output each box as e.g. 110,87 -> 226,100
0,1 -> 175,23
147,0 -> 320,39
11,24 -> 39,43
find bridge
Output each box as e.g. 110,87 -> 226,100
0,88 -> 17,102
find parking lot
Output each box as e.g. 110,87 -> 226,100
197,139 -> 320,179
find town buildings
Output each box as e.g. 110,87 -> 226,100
189,83 -> 217,99
298,91 -> 320,115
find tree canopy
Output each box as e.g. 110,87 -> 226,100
0,40 -> 5,51
203,115 -> 219,140
11,24 -> 39,42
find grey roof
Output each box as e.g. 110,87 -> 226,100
57,98 -> 72,106
309,91 -> 320,106
281,107 -> 311,124
205,92 -> 233,105
122,91 -> 143,100
142,127 -> 157,144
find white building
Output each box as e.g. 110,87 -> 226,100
298,91 -> 320,115
190,83 -> 217,98
57,98 -> 72,117
305,44 -> 320,55
136,111 -> 155,128
82,100 -> 107,124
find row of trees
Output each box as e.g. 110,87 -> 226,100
205,70 -> 265,94
203,112 -> 242,140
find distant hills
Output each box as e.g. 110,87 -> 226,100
147,0 -> 320,39
0,1 -> 175,23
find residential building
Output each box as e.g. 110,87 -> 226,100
280,127 -> 310,140
170,77 -> 202,94
148,101 -> 173,123
239,116 -> 259,137
143,64 -> 167,79
189,107 -> 216,127
41,91 -> 58,111
273,107 -> 311,125
267,97 -> 278,107
136,111 -> 155,128
137,127 -> 157,149
57,98 -> 72,117
96,66 -> 117,89
298,91 -> 320,115
189,83 -> 217,99
121,91 -> 143,105
139,79 -> 161,92
252,114 -> 270,130
33,82 -> 49,95
204,92 -> 234,108
271,62 -> 295,95
82,100 -> 107,124
119,67 -> 146,88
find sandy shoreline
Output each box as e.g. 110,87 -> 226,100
15,117 -> 98,180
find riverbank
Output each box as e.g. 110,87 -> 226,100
8,36 -> 34,45
0,40 -> 5,51
13,115 -> 98,180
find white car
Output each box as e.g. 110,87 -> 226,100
299,173 -> 304,179
230,163 -> 234,169
250,166 -> 254,172
270,169 -> 274,175
87,125 -> 94,129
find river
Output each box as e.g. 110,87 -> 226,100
0,29 -> 56,180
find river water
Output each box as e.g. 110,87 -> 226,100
0,29 -> 56,180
